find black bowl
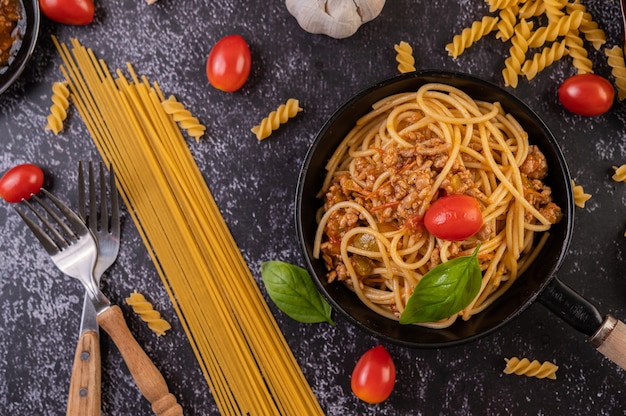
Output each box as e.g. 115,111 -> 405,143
295,71 -> 575,348
0,0 -> 40,95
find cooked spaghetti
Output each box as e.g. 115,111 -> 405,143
314,83 -> 562,329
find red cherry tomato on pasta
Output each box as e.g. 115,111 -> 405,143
351,345 -> 396,404
0,164 -> 45,203
558,74 -> 614,116
38,0 -> 94,25
206,34 -> 251,92
424,194 -> 483,241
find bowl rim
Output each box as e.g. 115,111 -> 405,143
0,0 -> 40,95
295,70 -> 574,348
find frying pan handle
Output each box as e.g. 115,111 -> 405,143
589,315 -> 626,371
538,277 -> 603,336
539,277 -> 626,371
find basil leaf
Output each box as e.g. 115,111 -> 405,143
399,246 -> 482,324
261,260 -> 335,325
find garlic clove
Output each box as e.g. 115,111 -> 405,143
286,0 -> 386,39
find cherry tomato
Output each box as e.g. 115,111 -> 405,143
206,35 -> 252,92
558,74 -> 614,116
423,194 -> 483,241
0,164 -> 45,203
38,0 -> 94,25
351,345 -> 396,404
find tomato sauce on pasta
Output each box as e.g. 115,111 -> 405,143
0,0 -> 23,70
313,83 -> 562,329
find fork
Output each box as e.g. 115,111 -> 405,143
66,161 -> 120,416
16,189 -> 183,416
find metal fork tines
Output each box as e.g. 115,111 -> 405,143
17,188 -> 183,415
64,161 -> 121,416
15,189 -> 110,311
78,161 -> 120,279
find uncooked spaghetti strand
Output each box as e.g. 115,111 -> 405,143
53,37 -> 322,414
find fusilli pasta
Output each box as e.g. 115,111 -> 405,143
571,179 -> 591,208
566,0 -> 606,50
394,41 -> 416,73
543,0 -> 566,23
612,165 -> 626,182
126,291 -> 172,336
447,0 -> 606,88
502,19 -> 533,88
503,357 -> 558,379
521,40 -> 568,80
564,30 -> 593,74
526,10 -> 583,49
45,81 -> 70,135
161,95 -> 206,142
445,16 -> 499,59
486,0 -> 518,13
251,98 -> 303,140
605,46 -> 626,101
495,6 -> 519,41
518,0 -> 546,19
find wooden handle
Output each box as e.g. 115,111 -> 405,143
97,305 -> 183,416
66,330 -> 101,416
589,315 -> 626,371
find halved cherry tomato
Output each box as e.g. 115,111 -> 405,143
0,164 -> 44,203
351,345 -> 396,404
558,74 -> 614,116
206,35 -> 251,92
38,0 -> 94,25
424,194 -> 483,241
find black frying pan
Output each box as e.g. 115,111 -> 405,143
0,0 -> 40,95
295,71 -> 626,368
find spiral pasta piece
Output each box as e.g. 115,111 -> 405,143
251,98 -> 303,140
126,290 -> 172,336
518,0 -> 546,19
526,10 -> 583,49
502,19 -> 533,88
521,40 -> 568,80
44,81 -> 70,135
571,179 -> 591,208
486,0 -> 518,13
612,165 -> 626,182
445,16 -> 499,59
565,30 -> 593,74
161,95 -> 206,142
394,41 -> 416,73
503,357 -> 558,379
543,0 -> 566,23
566,0 -> 606,50
605,46 -> 626,101
495,6 -> 519,41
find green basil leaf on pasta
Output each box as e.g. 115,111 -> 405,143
261,260 -> 335,325
399,246 -> 482,324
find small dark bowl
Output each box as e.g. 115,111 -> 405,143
295,71 -> 574,348
0,0 -> 40,95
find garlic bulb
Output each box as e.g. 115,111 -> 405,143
286,0 -> 386,39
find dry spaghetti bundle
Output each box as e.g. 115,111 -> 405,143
52,36 -> 323,416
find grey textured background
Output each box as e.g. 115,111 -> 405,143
1,0 -> 626,415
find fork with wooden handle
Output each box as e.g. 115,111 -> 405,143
66,162 -> 120,416
16,189 -> 183,416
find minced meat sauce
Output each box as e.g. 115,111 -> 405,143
320,133 -> 562,283
0,0 -> 22,69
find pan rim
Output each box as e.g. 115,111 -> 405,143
295,70 -> 574,348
